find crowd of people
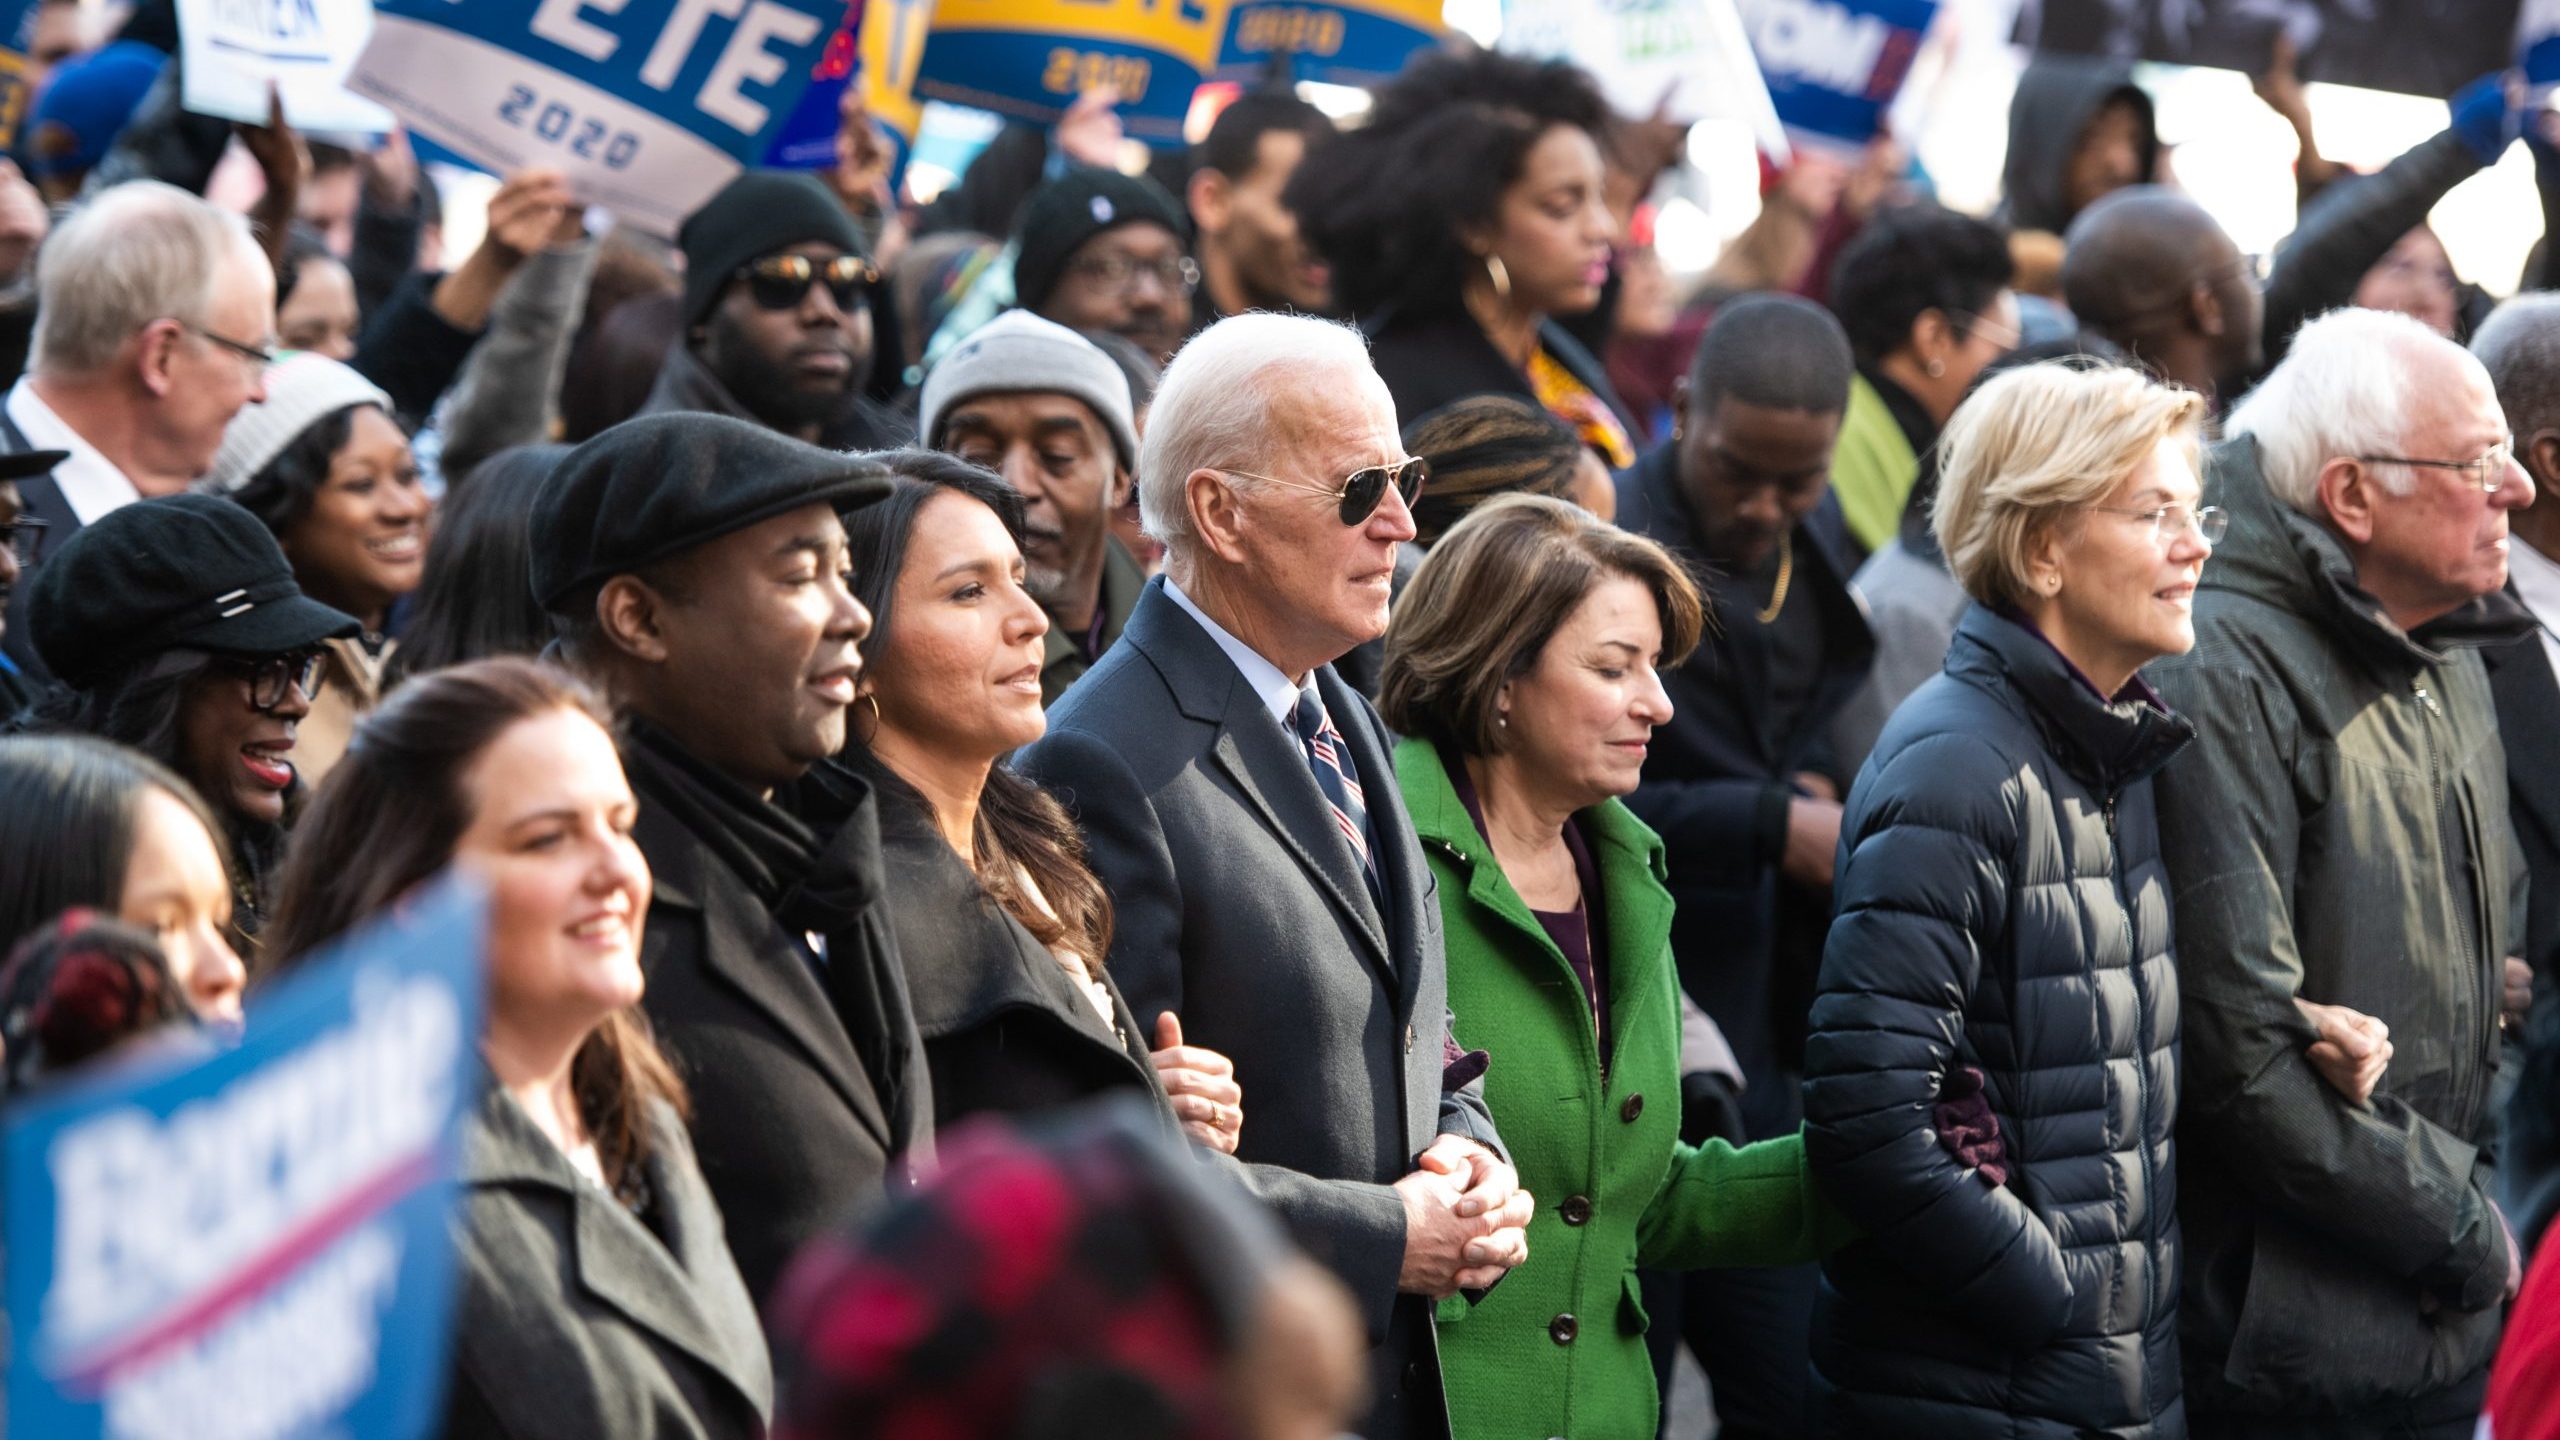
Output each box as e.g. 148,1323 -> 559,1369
4,3 -> 2560,1438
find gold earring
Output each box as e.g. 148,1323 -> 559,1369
1484,253 -> 1511,303
854,690 -> 883,744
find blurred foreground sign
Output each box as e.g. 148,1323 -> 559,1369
4,882 -> 488,1440
349,0 -> 847,232
912,0 -> 1231,144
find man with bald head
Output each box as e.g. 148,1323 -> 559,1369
2062,186 -> 2263,403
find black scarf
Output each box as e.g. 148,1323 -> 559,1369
621,721 -> 923,1148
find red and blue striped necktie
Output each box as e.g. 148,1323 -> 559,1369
1293,687 -> 1379,893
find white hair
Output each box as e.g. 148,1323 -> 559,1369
2228,307 -> 2477,514
1138,312 -> 1380,561
30,181 -> 262,377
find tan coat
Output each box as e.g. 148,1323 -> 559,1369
295,635 -> 392,786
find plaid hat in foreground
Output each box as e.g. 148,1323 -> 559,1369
767,1097 -> 1294,1440
529,413 -> 895,613
919,310 -> 1141,472
199,352 -> 395,498
28,493 -> 361,688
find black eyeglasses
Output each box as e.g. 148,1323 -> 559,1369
178,320 -> 278,370
222,650 -> 325,712
736,254 -> 879,313
1217,457 -> 1429,526
1066,252 -> 1201,297
1,514 -> 45,567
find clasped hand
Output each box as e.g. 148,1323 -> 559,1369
1395,1134 -> 1534,1298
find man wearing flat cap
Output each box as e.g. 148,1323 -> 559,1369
534,411 -> 933,1308
921,310 -> 1144,704
643,170 -> 909,451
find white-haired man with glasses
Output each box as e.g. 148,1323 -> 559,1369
0,180 -> 275,682
2151,306 -> 2539,1439
1014,311 -> 1527,1440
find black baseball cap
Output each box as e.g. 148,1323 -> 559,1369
530,413 -> 896,614
27,493 -> 360,689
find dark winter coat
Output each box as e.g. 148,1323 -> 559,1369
2151,435 -> 2528,1426
1803,603 -> 2193,1438
1616,442 -> 1876,1137
863,762 -> 1173,1131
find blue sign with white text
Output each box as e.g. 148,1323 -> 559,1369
4,882 -> 489,1440
349,0 -> 847,231
1736,0 -> 1936,151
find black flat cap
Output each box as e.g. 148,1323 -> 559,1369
0,448 -> 67,481
28,493 -> 360,689
531,413 -> 895,613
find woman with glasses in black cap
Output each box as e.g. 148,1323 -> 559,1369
9,492 -> 359,953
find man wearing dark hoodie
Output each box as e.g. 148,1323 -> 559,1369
1998,55 -> 2160,239
644,170 -> 911,451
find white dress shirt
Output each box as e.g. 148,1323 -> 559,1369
6,379 -> 137,525
1162,575 -> 1311,730
2510,534 -> 2560,684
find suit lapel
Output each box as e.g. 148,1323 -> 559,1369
1124,582 -> 1397,982
641,815 -> 895,1150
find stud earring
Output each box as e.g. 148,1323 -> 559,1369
1925,357 -> 1947,379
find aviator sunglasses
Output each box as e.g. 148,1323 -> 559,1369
1216,457 -> 1429,526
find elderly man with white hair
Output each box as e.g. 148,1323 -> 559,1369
0,180 -> 276,682
2151,306 -> 2537,1439
1015,312 -> 1530,1440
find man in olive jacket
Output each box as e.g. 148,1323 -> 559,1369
2150,310 -> 2533,1438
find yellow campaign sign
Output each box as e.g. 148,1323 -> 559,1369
861,0 -> 929,158
1214,0 -> 1441,86
914,0 -> 1234,143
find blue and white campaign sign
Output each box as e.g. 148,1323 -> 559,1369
176,0 -> 396,133
912,0 -> 1231,145
4,881 -> 488,1440
347,0 -> 849,233
1734,0 -> 1937,153
763,2 -> 861,167
1210,0 -> 1441,87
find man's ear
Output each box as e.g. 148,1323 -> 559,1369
2528,430 -> 2560,496
1188,166 -> 1233,236
2316,456 -> 2381,544
1111,464 -> 1136,510
1188,468 -> 1252,566
2192,279 -> 2227,339
595,574 -> 675,664
135,321 -> 182,399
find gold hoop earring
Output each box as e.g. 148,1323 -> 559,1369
1483,253 -> 1511,303
854,690 -> 883,745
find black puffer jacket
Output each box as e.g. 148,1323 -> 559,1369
1802,604 -> 2193,1438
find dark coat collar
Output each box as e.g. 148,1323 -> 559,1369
1944,604 -> 2196,794
1359,305 -> 1638,436
461,1081 -> 774,1415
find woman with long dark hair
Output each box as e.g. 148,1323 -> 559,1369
1289,49 -> 1637,467
0,734 -> 246,1022
826,450 -> 1242,1149
268,658 -> 769,1439
385,444 -> 569,684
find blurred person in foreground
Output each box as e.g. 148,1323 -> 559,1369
269,659 -> 770,1440
769,1096 -> 1368,1440
2152,307 -> 2536,1438
1013,313 -> 1528,1440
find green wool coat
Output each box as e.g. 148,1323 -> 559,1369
1397,738 -> 1849,1440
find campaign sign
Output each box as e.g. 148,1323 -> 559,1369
1210,0 -> 1440,87
912,0 -> 1231,144
1502,0 -> 1786,157
176,0 -> 396,133
858,0 -> 930,187
1735,0 -> 1937,152
4,881 -> 488,1440
347,0 -> 845,233
763,1 -> 860,167
0,0 -> 46,152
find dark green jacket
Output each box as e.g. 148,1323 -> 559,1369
1038,537 -> 1144,707
2151,434 -> 2534,1421
1397,739 -> 1847,1440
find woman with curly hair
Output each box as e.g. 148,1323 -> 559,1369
1288,49 -> 1638,466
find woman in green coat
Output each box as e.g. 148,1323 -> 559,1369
1378,495 -> 1861,1439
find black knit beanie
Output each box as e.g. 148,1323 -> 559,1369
678,170 -> 869,330
1010,168 -> 1189,314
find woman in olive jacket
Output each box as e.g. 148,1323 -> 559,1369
1378,495 -> 1858,1440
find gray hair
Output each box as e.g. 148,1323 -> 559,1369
2470,293 -> 2560,443
30,181 -> 261,377
2227,307 -> 2465,514
1138,312 -> 1379,560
